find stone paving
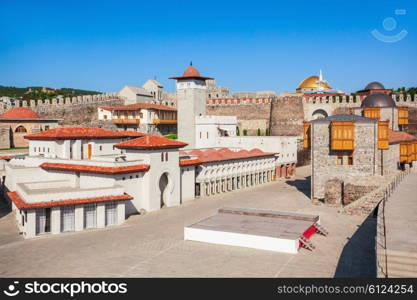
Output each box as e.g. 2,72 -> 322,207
0,166 -> 376,277
385,170 -> 417,254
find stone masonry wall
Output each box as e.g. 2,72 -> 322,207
343,183 -> 378,205
311,121 -> 378,200
206,103 -> 271,136
0,128 -> 10,149
34,98 -> 123,125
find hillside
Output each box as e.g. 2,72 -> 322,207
0,85 -> 102,100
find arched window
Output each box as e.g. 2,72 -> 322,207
15,126 -> 27,133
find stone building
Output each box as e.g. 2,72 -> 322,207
206,79 -> 229,99
118,85 -> 154,105
305,89 -> 417,203
0,107 -> 59,148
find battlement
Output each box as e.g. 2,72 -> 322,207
206,94 -> 417,107
206,97 -> 274,105
0,93 -> 120,114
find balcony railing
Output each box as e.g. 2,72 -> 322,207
112,118 -> 140,125
152,119 -> 177,125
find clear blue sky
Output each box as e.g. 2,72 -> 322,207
0,0 -> 416,94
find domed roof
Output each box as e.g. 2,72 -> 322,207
361,93 -> 396,108
0,107 -> 40,119
297,76 -> 331,90
169,63 -> 213,81
365,81 -> 385,90
183,65 -> 201,77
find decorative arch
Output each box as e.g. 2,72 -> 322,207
311,109 -> 329,119
15,125 -> 27,133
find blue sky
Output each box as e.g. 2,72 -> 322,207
0,0 -> 416,94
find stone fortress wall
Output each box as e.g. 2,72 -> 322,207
0,93 -> 120,113
207,93 -> 417,136
0,94 -> 123,125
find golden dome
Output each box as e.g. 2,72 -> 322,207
297,75 -> 331,90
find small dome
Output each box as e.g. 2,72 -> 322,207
182,65 -> 201,77
365,81 -> 385,90
297,75 -> 331,90
361,93 -> 396,108
0,107 -> 40,119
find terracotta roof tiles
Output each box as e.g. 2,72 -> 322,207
112,103 -> 176,111
181,148 -> 275,164
0,107 -> 40,119
115,135 -> 187,150
40,162 -> 150,175
388,130 -> 417,144
8,191 -> 132,210
25,127 -> 144,140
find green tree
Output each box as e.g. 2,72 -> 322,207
265,128 -> 270,136
236,126 -> 240,136
243,129 -> 248,136
257,128 -> 261,136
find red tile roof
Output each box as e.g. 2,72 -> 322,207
117,130 -> 147,137
99,106 -> 114,112
179,159 -> 201,167
40,162 -> 150,175
388,130 -> 417,144
183,65 -> 201,77
112,103 -> 177,111
0,107 -> 40,120
169,64 -> 213,81
8,191 -> 132,210
115,135 -> 188,150
25,127 -> 144,140
0,156 -> 11,161
182,148 -> 275,163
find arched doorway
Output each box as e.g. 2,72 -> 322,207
159,172 -> 170,208
312,109 -> 328,119
15,125 -> 27,133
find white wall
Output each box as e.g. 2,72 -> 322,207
195,115 -> 238,149
180,166 -> 195,202
98,108 -> 113,120
215,136 -> 298,165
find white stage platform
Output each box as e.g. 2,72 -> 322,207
184,207 -> 320,254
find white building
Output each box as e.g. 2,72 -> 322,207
170,64 -> 298,177
97,106 -> 113,121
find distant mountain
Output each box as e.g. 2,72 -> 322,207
0,85 -> 102,99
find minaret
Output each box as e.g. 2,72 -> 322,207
316,69 -> 328,92
170,63 -> 213,149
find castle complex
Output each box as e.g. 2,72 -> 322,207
1,64 -> 297,239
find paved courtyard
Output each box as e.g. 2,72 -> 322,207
0,166 -> 376,277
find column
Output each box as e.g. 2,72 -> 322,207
51,207 -> 61,234
200,182 -> 205,197
26,210 -> 36,238
117,202 -> 125,225
97,203 -> 105,228
75,205 -> 84,231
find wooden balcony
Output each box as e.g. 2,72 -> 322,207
112,118 -> 140,125
152,119 -> 177,125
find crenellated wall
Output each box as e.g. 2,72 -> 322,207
208,94 -> 417,119
0,93 -> 120,114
